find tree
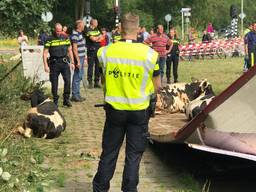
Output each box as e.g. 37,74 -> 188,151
0,0 -> 55,37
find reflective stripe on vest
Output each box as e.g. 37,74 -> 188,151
172,39 -> 180,44
87,30 -> 101,37
105,95 -> 150,104
45,39 -> 70,47
113,35 -> 121,42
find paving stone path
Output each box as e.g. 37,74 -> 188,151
35,88 -> 193,192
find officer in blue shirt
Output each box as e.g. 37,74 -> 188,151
245,23 -> 256,69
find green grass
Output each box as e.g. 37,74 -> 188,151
0,39 -> 18,49
0,38 -> 38,49
178,57 -> 243,95
56,172 -> 66,187
0,60 -> 52,191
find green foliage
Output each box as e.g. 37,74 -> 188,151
0,0 -> 56,37
1,0 -> 256,37
56,172 -> 66,187
0,59 -> 53,192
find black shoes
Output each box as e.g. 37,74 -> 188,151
63,100 -> 72,107
94,83 -> 101,88
79,96 -> 86,101
88,81 -> 101,88
167,79 -> 171,84
71,96 -> 86,102
88,82 -> 93,89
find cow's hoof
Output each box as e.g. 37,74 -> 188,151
24,128 -> 32,138
17,126 -> 25,134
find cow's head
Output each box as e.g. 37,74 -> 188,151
185,79 -> 213,100
30,90 -> 48,107
199,79 -> 215,96
184,80 -> 201,100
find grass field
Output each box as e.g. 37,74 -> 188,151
0,38 -> 37,50
0,50 -> 245,191
179,57 -> 243,95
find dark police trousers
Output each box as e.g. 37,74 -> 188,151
93,104 -> 150,192
49,58 -> 71,104
166,53 -> 179,82
87,49 -> 100,84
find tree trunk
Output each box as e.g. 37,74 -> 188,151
79,0 -> 85,19
75,0 -> 79,20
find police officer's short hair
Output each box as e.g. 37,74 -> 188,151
121,13 -> 139,36
90,19 -> 97,25
54,23 -> 62,33
55,23 -> 62,28
75,20 -> 84,28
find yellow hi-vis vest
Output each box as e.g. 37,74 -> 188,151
97,41 -> 159,110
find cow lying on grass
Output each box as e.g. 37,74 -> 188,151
156,79 -> 211,113
18,90 -> 66,139
185,81 -> 215,120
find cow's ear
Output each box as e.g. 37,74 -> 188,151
203,81 -> 207,87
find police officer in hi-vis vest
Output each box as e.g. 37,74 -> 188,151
43,23 -> 75,107
86,19 -> 103,88
93,13 -> 161,192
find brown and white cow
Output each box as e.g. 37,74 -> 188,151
156,79 -> 211,113
17,90 -> 66,139
185,81 -> 215,120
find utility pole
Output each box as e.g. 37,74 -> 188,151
114,0 -> 120,27
181,8 -> 191,41
84,0 -> 91,28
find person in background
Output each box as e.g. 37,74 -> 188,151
149,27 -> 155,37
202,30 -> 211,43
43,23 -> 75,107
244,22 -> 256,70
86,19 -> 103,88
207,22 -> 215,40
70,20 -> 87,102
243,23 -> 253,72
137,27 -> 144,42
18,30 -> 28,52
188,27 -> 196,44
112,23 -> 121,43
144,24 -> 170,84
38,30 -> 48,46
100,28 -> 109,47
63,26 -> 68,35
141,26 -> 150,41
166,28 -> 180,83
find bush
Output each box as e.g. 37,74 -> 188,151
0,60 -> 51,191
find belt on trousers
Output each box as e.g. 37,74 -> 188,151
50,56 -> 69,64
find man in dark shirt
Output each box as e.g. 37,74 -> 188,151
86,19 -> 103,88
112,23 -> 121,43
202,30 -> 211,43
43,23 -> 75,107
245,23 -> 256,69
166,28 -> 180,83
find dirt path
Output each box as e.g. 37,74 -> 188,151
34,88 -> 194,192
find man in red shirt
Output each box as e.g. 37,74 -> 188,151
144,25 -> 170,84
